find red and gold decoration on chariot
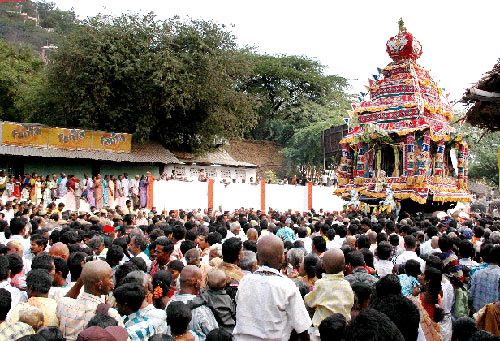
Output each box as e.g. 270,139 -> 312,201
336,19 -> 471,205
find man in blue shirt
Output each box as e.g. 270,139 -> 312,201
469,245 -> 500,312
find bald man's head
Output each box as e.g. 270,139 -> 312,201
7,241 -> 23,257
81,260 -> 114,295
431,236 -> 440,249
345,235 -> 356,247
207,270 -> 226,290
179,265 -> 202,294
49,242 -> 70,260
246,228 -> 258,241
322,249 -> 345,274
184,248 -> 200,266
368,231 -> 377,243
257,235 -> 284,270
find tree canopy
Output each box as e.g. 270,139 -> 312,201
32,14 -> 257,151
462,126 -> 500,187
242,54 -> 350,143
0,39 -> 44,122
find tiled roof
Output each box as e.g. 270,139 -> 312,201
175,148 -> 256,167
468,181 -> 490,194
0,143 -> 179,164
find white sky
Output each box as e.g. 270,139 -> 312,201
52,0 -> 500,107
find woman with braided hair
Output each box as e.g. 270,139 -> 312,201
153,270 -> 173,310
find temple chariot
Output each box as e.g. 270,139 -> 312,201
336,20 -> 472,213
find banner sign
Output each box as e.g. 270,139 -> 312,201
1,122 -> 49,148
48,128 -> 92,150
1,122 -> 131,153
92,132 -> 131,153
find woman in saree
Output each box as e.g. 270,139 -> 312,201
42,175 -> 51,206
33,176 -> 43,205
94,174 -> 104,209
409,266 -> 444,341
86,176 -> 95,208
139,175 -> 148,208
102,175 -> 109,207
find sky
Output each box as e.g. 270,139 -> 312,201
51,0 -> 500,108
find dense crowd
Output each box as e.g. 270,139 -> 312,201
0,190 -> 499,340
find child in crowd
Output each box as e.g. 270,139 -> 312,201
453,266 -> 470,319
167,260 -> 184,298
190,270 -> 235,334
166,301 -> 197,341
398,259 -> 421,296
305,249 -> 354,338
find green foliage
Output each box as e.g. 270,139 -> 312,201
279,102 -> 348,176
264,169 -> 279,184
460,125 -> 500,187
242,54 -> 350,140
0,4 -> 352,166
30,13 -> 257,151
240,53 -> 351,175
0,39 -> 44,122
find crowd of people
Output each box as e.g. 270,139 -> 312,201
0,172 -> 157,212
0,189 -> 499,340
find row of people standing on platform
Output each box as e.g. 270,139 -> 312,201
0,171 -> 156,210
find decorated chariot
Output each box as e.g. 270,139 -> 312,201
337,20 -> 472,213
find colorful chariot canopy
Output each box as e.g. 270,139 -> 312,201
341,19 -> 455,144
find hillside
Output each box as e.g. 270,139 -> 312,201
226,139 -> 284,178
0,0 -> 76,52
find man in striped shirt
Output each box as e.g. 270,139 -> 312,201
114,282 -> 155,341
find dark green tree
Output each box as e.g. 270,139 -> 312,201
467,130 -> 500,187
32,14 -> 257,151
239,53 -> 351,175
0,39 -> 44,122
241,53 -> 350,143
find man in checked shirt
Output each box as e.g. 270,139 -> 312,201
56,260 -> 122,340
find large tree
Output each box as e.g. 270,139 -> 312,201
32,14 -> 257,151
239,53 -> 351,175
241,54 -> 350,143
0,39 -> 44,122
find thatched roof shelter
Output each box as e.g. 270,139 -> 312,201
463,59 -> 500,131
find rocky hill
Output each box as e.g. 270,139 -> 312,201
0,0 -> 76,52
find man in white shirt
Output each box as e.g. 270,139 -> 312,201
296,226 -> 312,254
374,241 -> 394,278
0,201 -> 14,226
129,235 -> 152,270
121,173 -> 130,199
419,226 -> 439,257
395,235 -> 425,273
233,235 -> 311,340
226,222 -> 246,241
0,255 -> 27,319
5,217 -> 31,259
